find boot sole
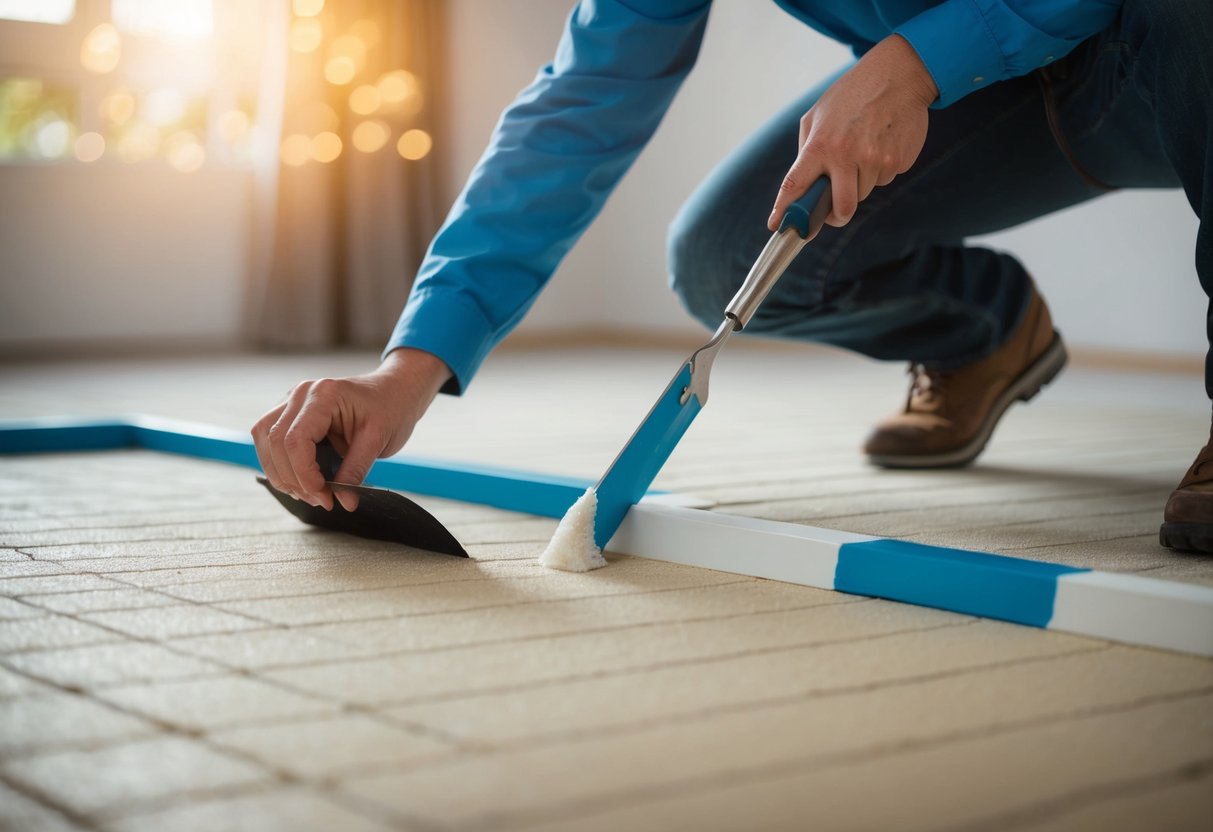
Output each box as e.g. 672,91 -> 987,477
867,332 -> 1069,470
1159,522 -> 1213,554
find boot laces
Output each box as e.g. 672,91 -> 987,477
905,363 -> 950,413
1186,442 -> 1213,483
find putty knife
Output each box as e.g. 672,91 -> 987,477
259,440 -> 468,557
591,176 -> 832,549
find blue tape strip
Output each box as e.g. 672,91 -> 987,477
836,538 -> 1089,628
594,362 -> 702,549
2,418 -> 1096,630
0,420 -> 135,454
363,459 -> 591,519
131,425 -> 261,470
0,419 -> 601,519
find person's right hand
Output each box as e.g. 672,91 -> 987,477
251,347 -> 452,512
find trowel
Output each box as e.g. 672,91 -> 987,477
590,176 -> 832,549
259,440 -> 468,557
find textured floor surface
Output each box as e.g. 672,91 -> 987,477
2,346 -> 1212,831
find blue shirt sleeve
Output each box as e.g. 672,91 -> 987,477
894,0 -> 1121,107
384,0 -> 712,394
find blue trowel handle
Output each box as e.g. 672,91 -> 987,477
725,175 -> 832,329
778,175 -> 832,239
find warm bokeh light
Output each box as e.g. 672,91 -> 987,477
80,23 -> 122,74
116,123 -> 160,163
351,120 -> 389,153
288,17 -> 323,53
74,131 -> 105,162
299,101 -> 339,133
217,110 -> 250,143
292,0 -> 324,18
112,0 -> 213,39
348,84 -> 380,115
99,89 -> 135,126
396,128 -> 431,161
280,133 -> 311,166
143,89 -> 186,127
377,70 -> 416,104
165,131 -> 205,172
310,131 -> 342,163
349,19 -> 381,50
330,34 -> 366,60
324,56 -> 357,86
33,118 -> 72,159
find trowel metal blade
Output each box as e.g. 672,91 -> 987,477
592,360 -> 703,550
257,477 -> 468,557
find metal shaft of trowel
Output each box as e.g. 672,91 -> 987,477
722,227 -> 810,331
723,175 -> 834,330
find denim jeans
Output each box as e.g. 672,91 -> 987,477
668,0 -> 1212,394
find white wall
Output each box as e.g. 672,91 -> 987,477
2,0 -> 1201,359
0,164 -> 252,351
444,0 -> 1205,358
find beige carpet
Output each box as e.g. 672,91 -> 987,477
2,345 -> 1212,830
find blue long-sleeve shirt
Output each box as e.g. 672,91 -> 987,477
386,0 -> 1119,394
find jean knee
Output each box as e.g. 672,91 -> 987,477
666,207 -> 742,328
1125,0 -> 1213,58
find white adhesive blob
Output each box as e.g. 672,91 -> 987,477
539,488 -> 607,572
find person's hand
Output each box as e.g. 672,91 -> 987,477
251,348 -> 451,511
768,34 -> 938,235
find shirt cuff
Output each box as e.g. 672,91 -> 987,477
895,0 -> 1005,108
381,287 -> 496,396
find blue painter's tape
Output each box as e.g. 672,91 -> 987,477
0,420 -> 135,454
365,458 -> 592,519
0,418 -> 613,519
593,361 -> 703,549
131,425 -> 261,470
836,538 -> 1089,628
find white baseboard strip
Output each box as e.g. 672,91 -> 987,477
5,417 -> 1212,658
609,503 -> 1213,658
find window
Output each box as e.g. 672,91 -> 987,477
0,1 -> 76,25
112,0 -> 212,39
0,0 -> 266,169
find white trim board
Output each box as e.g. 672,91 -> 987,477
3,416 -> 1212,659
608,503 -> 1213,658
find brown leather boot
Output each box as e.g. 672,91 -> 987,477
1160,413 -> 1213,553
864,286 -> 1067,468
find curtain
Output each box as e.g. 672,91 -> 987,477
249,0 -> 444,349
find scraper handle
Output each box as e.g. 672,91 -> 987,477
315,439 -> 342,480
724,176 -> 832,329
778,175 -> 832,240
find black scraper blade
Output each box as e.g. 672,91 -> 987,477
257,463 -> 468,558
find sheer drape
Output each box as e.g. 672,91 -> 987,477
250,0 -> 443,349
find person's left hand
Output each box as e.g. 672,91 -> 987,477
768,34 -> 939,235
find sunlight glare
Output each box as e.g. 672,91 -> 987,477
0,0 -> 75,24
112,0 -> 213,38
